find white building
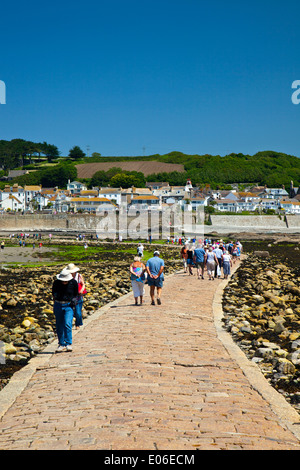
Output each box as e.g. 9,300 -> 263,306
0,194 -> 24,211
279,200 -> 300,214
98,188 -> 122,206
68,197 -> 116,212
67,180 -> 87,195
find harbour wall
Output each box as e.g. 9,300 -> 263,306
0,213 -> 300,235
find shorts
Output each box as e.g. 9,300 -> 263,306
131,280 -> 145,298
195,261 -> 204,269
147,277 -> 163,288
206,261 -> 215,275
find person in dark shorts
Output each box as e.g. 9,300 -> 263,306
146,251 -> 164,305
193,244 -> 206,279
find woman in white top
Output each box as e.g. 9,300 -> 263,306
222,251 -> 232,279
206,247 -> 218,280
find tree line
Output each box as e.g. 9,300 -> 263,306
0,139 -> 60,168
2,142 -> 300,191
87,150 -> 300,190
0,139 -> 89,170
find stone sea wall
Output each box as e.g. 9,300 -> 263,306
208,215 -> 300,234
0,213 -> 300,235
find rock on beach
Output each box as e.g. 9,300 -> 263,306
222,253 -> 300,411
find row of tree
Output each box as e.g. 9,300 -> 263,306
0,139 -> 89,170
78,150 -> 300,189
0,139 -> 60,168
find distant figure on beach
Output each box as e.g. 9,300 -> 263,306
146,250 -> 164,305
137,243 -> 144,258
130,256 -> 146,305
1,241 -> 4,250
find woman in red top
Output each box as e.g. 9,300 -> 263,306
180,244 -> 188,273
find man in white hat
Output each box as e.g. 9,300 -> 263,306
65,263 -> 86,329
52,268 -> 78,352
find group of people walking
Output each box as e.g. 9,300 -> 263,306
52,238 -> 241,353
52,249 -> 165,353
181,239 -> 242,281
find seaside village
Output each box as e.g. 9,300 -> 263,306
0,178 -> 300,215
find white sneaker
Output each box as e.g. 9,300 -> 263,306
56,345 -> 66,353
66,345 -> 73,352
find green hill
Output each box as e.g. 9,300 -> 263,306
1,140 -> 299,190
93,150 -> 300,189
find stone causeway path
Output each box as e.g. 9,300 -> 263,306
1,266 -> 300,450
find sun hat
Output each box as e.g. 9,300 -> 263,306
153,250 -> 160,256
56,268 -> 73,281
65,263 -> 80,273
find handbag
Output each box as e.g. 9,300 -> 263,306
78,282 -> 87,294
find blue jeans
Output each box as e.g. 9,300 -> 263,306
54,302 -> 74,346
74,298 -> 83,327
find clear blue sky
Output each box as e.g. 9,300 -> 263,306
1,0 -> 300,158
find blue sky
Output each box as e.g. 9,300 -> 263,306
1,0 -> 300,157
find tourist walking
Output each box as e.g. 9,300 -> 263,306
232,244 -> 239,264
186,244 -> 195,275
130,256 -> 146,305
214,244 -> 224,278
193,244 -> 206,279
180,243 -> 188,273
146,250 -> 164,305
52,268 -> 78,352
222,250 -> 232,279
65,263 -> 86,330
137,243 -> 144,258
206,246 -> 218,280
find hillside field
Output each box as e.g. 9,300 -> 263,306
76,161 -> 185,178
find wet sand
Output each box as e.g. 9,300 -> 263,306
0,246 -> 55,265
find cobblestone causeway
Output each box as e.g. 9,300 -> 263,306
1,267 -> 300,450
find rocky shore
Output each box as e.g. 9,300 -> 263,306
0,248 -> 181,390
222,251 -> 300,412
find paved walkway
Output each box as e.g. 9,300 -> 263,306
1,266 -> 300,450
